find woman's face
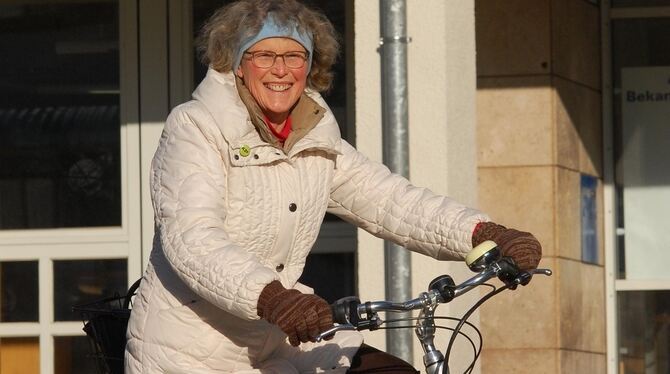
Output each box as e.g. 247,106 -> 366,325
236,37 -> 309,123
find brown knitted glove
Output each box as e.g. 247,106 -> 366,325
472,222 -> 542,270
257,281 -> 333,346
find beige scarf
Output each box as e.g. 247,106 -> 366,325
235,76 -> 326,152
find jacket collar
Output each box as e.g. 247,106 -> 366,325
192,68 -> 341,157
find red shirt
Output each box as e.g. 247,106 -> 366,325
265,116 -> 292,143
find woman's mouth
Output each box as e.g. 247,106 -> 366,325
264,83 -> 292,92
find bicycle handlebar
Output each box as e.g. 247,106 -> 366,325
316,241 -> 552,342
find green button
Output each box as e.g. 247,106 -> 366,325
240,145 -> 250,157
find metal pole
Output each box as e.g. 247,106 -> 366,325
380,0 -> 412,363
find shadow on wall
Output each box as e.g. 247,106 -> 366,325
474,0 -> 603,177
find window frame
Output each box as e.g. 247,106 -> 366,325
0,2 -> 142,373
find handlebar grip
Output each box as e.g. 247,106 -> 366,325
331,296 -> 361,325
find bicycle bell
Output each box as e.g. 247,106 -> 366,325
465,240 -> 501,272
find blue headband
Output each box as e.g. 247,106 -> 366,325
234,13 -> 314,72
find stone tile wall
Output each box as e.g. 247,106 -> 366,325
475,0 -> 606,372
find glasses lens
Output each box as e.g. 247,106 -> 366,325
252,52 -> 275,68
284,53 -> 306,68
248,51 -> 307,69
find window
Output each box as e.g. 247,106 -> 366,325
609,7 -> 670,374
611,17 -> 670,281
0,2 -> 139,373
0,1 -> 121,229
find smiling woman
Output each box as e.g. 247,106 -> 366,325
123,0 -> 540,373
236,37 -> 310,128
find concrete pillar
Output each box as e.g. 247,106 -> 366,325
475,0 -> 606,372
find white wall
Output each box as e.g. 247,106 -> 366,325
354,0 -> 480,371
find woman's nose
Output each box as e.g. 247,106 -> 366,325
271,57 -> 288,76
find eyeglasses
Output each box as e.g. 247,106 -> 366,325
243,50 -> 309,69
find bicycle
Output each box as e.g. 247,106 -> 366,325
315,240 -> 552,374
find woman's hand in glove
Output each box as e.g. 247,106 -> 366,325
472,222 -> 542,270
257,281 -> 333,346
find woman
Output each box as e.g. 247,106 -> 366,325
124,0 -> 542,373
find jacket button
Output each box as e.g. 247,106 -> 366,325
234,155 -> 239,160
288,203 -> 297,212
253,154 -> 259,159
275,264 -> 284,272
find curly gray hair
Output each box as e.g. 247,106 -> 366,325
197,0 -> 340,92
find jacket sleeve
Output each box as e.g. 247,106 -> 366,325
327,140 -> 490,260
150,103 -> 278,320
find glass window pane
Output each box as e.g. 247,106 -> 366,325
54,336 -> 99,374
54,259 -> 127,321
618,291 -> 670,374
299,253 -> 355,303
0,1 -> 121,229
0,337 -> 39,374
1,261 -> 38,322
611,18 -> 670,280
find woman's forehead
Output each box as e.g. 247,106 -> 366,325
248,37 -> 306,52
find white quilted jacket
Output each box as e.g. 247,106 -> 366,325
124,69 -> 488,373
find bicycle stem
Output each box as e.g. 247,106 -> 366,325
416,302 -> 446,374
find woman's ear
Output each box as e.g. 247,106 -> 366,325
236,65 -> 244,79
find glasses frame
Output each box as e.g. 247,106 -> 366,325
242,50 -> 309,69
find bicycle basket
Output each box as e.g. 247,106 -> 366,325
73,278 -> 141,374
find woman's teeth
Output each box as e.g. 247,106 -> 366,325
265,83 -> 291,92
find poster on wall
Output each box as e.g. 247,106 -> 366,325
621,66 -> 670,280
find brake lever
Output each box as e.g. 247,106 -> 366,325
529,268 -> 553,276
315,324 -> 357,342
509,268 -> 553,288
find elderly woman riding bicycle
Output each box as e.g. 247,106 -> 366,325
124,0 -> 542,373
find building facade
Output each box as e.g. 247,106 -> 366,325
0,1 -> 668,373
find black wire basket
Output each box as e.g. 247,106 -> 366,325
73,278 -> 141,374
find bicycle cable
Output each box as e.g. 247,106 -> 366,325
379,315 -> 483,371
433,317 -> 484,373
447,283 -> 514,373
377,324 -> 479,365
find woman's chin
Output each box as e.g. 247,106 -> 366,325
262,104 -> 293,118
260,109 -> 287,122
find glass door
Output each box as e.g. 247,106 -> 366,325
607,2 -> 670,373
0,1 -> 141,373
